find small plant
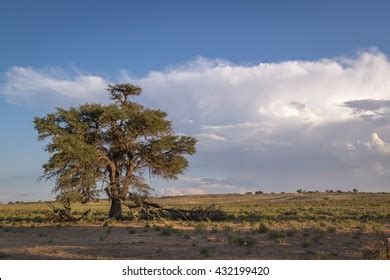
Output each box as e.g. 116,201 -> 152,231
237,236 -> 256,248
99,233 -> 108,241
286,229 -> 297,236
223,224 -> 232,232
211,226 -> 218,233
302,240 -> 311,248
159,225 -> 175,236
267,230 -> 285,243
194,223 -> 206,234
327,226 -> 336,233
199,248 -> 210,258
227,233 -> 256,248
257,223 -> 269,233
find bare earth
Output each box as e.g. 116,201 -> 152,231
0,225 -> 386,259
0,193 -> 389,259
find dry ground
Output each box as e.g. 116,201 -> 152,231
0,192 -> 389,259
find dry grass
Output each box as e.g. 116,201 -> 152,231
0,192 -> 389,259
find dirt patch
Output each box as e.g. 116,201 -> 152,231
0,226 -> 387,259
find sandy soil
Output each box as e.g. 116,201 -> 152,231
0,225 -> 385,259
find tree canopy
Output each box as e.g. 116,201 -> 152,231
34,83 -> 197,218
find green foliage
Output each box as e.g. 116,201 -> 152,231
159,225 -> 176,236
194,223 -> 206,234
34,83 -> 197,217
199,248 -> 210,258
227,233 -> 256,248
267,230 -> 285,243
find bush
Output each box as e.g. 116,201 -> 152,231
228,233 -> 256,248
194,223 -> 206,234
237,236 -> 256,247
257,223 -> 269,233
199,248 -> 210,258
159,225 -> 175,236
267,230 -> 285,241
296,189 -> 303,193
327,226 -> 336,233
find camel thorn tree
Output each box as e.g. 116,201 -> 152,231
34,83 -> 197,219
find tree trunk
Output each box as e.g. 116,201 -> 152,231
108,197 -> 122,219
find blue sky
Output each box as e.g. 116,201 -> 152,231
2,0 -> 390,202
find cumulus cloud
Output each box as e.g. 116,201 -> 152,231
3,50 -> 390,191
129,50 -> 390,128
371,133 -> 390,154
1,66 -> 108,105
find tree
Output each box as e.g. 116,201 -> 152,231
34,83 -> 197,219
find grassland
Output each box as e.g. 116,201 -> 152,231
0,192 -> 389,259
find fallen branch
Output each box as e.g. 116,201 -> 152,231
122,194 -> 229,221
46,200 -> 91,222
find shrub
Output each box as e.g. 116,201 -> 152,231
240,236 -> 256,247
257,223 -> 269,233
296,189 -> 303,193
228,233 -> 256,248
194,223 -> 206,234
159,225 -> 175,236
302,240 -> 311,248
327,226 -> 336,233
267,230 -> 285,242
199,248 -> 210,258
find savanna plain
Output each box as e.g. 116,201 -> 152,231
0,192 -> 389,260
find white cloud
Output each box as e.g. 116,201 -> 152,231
3,50 -> 390,191
160,187 -> 184,196
130,50 -> 390,128
1,66 -> 107,105
195,133 -> 228,143
371,133 -> 390,154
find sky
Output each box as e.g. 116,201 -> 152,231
2,0 -> 390,202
